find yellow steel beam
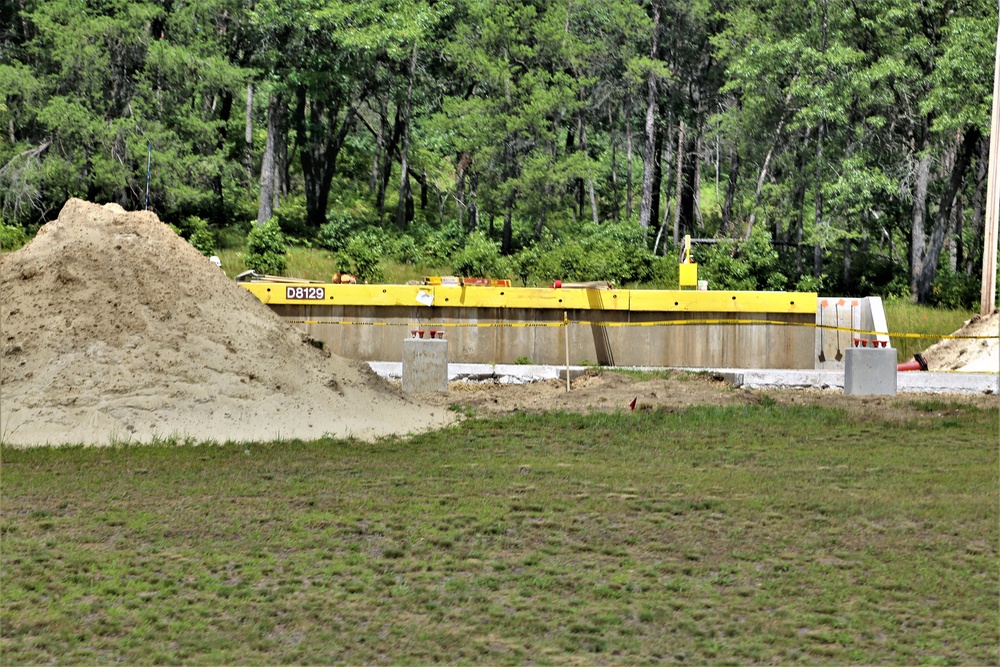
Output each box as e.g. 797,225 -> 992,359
240,282 -> 816,314
629,290 -> 816,314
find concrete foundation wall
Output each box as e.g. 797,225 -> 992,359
270,304 -> 816,369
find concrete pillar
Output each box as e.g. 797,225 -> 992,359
844,347 -> 898,396
402,338 -> 448,394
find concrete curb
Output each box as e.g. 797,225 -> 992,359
367,362 -> 999,395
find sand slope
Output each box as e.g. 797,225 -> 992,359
923,311 -> 999,373
1,199 -> 452,445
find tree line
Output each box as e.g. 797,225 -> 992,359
1,0 -> 996,303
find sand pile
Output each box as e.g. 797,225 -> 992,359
923,310 -> 999,373
0,199 -> 452,445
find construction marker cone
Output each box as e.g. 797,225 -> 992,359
629,397 -> 637,411
897,353 -> 928,372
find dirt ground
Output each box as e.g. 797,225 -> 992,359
417,368 -> 999,421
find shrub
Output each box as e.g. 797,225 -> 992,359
930,264 -> 979,309
699,227 -> 788,291
451,232 -> 509,278
317,209 -> 366,253
273,197 -> 310,241
340,231 -> 386,283
524,222 -> 657,286
168,216 -> 216,256
421,223 -> 465,264
244,219 -> 288,275
0,222 -> 29,251
188,228 -> 217,256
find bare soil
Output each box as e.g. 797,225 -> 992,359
418,368 -> 999,420
1,199 -> 453,446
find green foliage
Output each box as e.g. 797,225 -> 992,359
339,231 -> 387,284
699,228 -> 787,291
929,264 -> 979,310
523,223 -> 657,286
420,223 -> 466,265
274,198 -> 311,242
2,0 -> 994,303
188,228 -> 217,257
244,220 -> 288,275
0,221 -> 30,250
451,232 -> 510,278
169,216 -> 216,256
316,207 -> 376,253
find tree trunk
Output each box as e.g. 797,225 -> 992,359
722,144 -> 738,234
966,136 -> 990,275
370,98 -> 387,197
638,7 -> 661,229
693,132 -> 703,231
378,104 -> 402,219
793,177 -> 806,279
245,84 -> 254,194
843,237 -> 851,293
915,127 -> 980,302
950,191 -> 963,271
274,98 -> 288,210
213,91 -> 233,217
456,155 -> 466,230
580,118 -> 598,224
397,46 -> 418,230
909,147 -> 932,295
502,190 -> 515,255
295,88 -> 356,229
609,107 -> 620,221
673,120 -> 686,242
626,96 -> 634,220
650,121 -> 664,230
256,93 -> 280,226
813,121 -> 825,279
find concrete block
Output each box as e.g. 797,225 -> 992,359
402,338 -> 449,393
557,367 -> 588,382
844,347 -> 897,396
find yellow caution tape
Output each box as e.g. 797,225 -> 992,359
285,318 -> 997,340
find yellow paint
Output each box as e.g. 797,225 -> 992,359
240,281 -> 816,314
629,290 -> 816,314
678,263 -> 699,286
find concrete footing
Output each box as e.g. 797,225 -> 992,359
402,338 -> 448,394
844,347 -> 898,396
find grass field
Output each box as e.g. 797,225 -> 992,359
2,403 -> 997,665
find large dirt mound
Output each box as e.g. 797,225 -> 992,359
923,310 -> 999,373
1,199 -> 452,445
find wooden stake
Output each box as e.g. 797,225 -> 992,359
564,311 -> 571,393
982,19 -> 1000,315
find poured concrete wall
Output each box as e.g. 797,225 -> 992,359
268,304 -> 816,369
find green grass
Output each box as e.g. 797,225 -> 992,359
2,404 -> 997,665
883,300 -> 976,362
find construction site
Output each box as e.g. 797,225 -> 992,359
1,199 -> 997,447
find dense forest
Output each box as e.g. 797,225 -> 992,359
0,0 -> 996,303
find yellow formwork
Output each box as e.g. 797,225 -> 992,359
241,282 -> 816,314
